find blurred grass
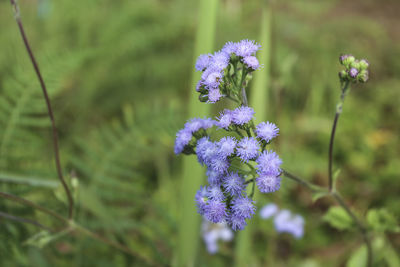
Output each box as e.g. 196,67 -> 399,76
0,0 -> 399,266
177,1 -> 219,266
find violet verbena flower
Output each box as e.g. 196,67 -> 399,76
232,106 -> 255,125
222,172 -> 245,197
202,68 -> 223,89
256,150 -> 282,174
236,137 -> 260,162
196,137 -> 218,166
221,41 -> 238,55
255,121 -> 279,142
210,157 -> 230,174
256,172 -> 281,193
216,109 -> 233,129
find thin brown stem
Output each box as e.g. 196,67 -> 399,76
9,0 -> 74,219
0,210 -> 53,231
0,191 -> 66,223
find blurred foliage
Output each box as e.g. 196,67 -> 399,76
0,0 -> 399,266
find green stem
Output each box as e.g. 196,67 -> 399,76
328,81 -> 349,191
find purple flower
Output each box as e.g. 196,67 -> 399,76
196,137 -> 218,165
195,54 -> 211,71
217,137 -> 237,158
243,56 -> 260,70
229,214 -> 247,231
236,137 -> 260,162
256,150 -> 282,174
339,54 -> 351,64
202,69 -> 223,89
349,67 -> 358,78
207,186 -> 225,201
174,129 -> 192,154
205,200 -> 227,223
222,41 -> 238,55
274,210 -> 304,239
259,203 -> 279,219
207,89 -> 222,103
235,39 -> 261,57
222,172 -> 244,197
255,121 -> 279,142
256,172 -> 281,193
209,51 -> 230,71
207,168 -> 223,186
201,220 -> 233,254
210,157 -> 230,173
231,196 -> 255,219
232,106 -> 255,125
216,109 -> 233,129
195,186 -> 208,215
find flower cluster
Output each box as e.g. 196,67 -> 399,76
175,40 -> 282,231
260,203 -> 305,239
201,220 -> 233,254
338,54 -> 369,83
195,40 -> 261,103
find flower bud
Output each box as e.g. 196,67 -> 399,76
348,67 -> 359,78
358,70 -> 369,83
342,55 -> 355,68
199,94 -> 209,102
359,59 -> 369,70
338,70 -> 348,80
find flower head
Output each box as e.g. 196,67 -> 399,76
256,150 -> 282,174
236,137 -> 260,162
222,172 -> 245,197
195,54 -> 211,71
228,214 -> 247,231
196,137 -> 218,165
231,196 -> 256,219
235,39 -> 261,57
232,106 -> 255,125
217,136 -> 237,158
204,200 -> 227,223
256,172 -> 281,193
174,129 -> 192,154
207,186 -> 225,201
207,168 -> 223,186
216,109 -> 233,129
209,51 -> 230,71
222,41 -> 238,55
195,186 -> 209,215
207,89 -> 222,103
202,69 -> 223,89
255,121 -> 279,142
243,56 -> 260,70
349,67 -> 358,78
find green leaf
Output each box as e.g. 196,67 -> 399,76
24,229 -> 72,249
332,168 -> 341,191
367,209 -> 400,233
323,206 -> 354,230
346,244 -> 367,267
312,191 -> 330,202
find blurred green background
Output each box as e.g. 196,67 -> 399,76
0,0 -> 399,266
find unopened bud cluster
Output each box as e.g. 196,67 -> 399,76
338,54 -> 369,83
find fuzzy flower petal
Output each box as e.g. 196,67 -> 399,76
236,137 -> 260,162
255,121 -> 279,142
232,106 -> 255,125
256,172 -> 281,193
